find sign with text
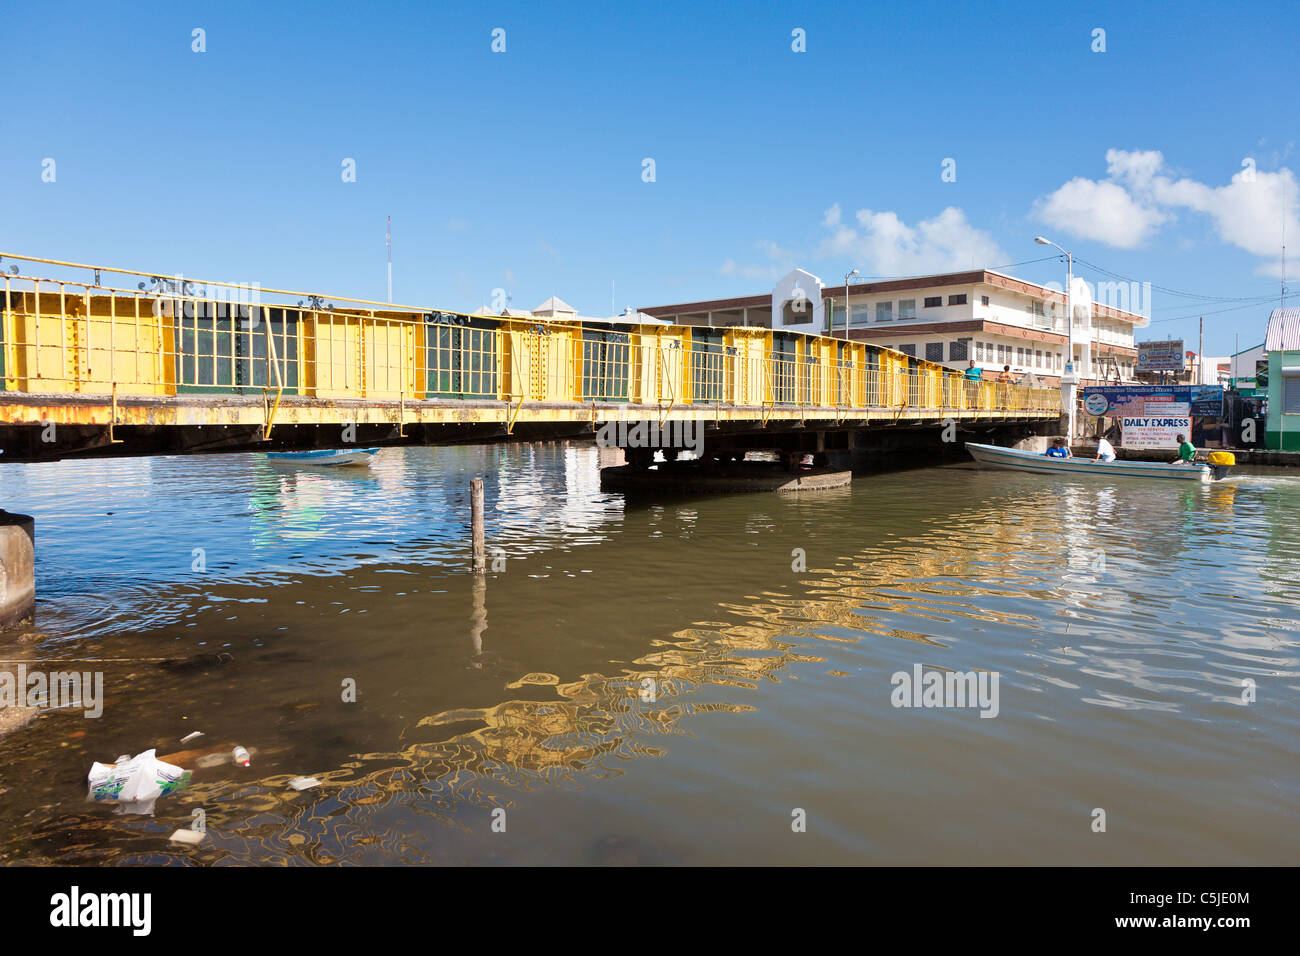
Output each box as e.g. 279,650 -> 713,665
1082,385 -> 1223,418
1136,340 -> 1184,371
1188,385 -> 1225,417
1121,415 -> 1191,449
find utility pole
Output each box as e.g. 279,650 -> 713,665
1197,316 -> 1203,385
386,216 -> 392,304
1035,237 -> 1076,440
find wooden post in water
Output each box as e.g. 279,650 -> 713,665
470,478 -> 485,573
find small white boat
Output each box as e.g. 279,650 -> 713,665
964,442 -> 1226,483
265,448 -> 379,468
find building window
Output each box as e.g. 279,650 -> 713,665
925,342 -> 944,362
875,302 -> 893,323
1016,347 -> 1024,364
1055,353 -> 1062,370
948,294 -> 967,306
923,296 -> 942,308
899,344 -> 916,357
975,341 -> 984,361
831,305 -> 846,328
981,295 -> 990,306
996,344 -> 1005,362
898,299 -> 917,319
950,339 -> 969,361
1284,375 -> 1300,414
850,305 -> 871,324
1035,349 -> 1043,367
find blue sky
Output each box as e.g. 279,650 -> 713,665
3,0 -> 1297,354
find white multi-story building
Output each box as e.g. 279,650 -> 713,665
642,268 -> 1148,384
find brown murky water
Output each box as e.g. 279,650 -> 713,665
0,444 -> 1297,864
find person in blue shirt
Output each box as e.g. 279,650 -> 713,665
1045,437 -> 1072,458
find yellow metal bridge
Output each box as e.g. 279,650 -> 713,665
0,253 -> 1060,460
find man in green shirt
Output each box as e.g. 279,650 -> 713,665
1174,433 -> 1196,464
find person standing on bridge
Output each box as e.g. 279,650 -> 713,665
963,360 -> 982,407
996,365 -> 1013,408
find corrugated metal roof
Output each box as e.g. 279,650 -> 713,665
1265,307 -> 1300,350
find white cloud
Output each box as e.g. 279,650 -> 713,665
818,205 -> 1007,276
1035,177 -> 1168,248
1105,148 -> 1165,190
1037,149 -> 1300,276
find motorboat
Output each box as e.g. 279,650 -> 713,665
265,448 -> 379,468
964,442 -> 1233,483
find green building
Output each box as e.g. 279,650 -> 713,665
1265,307 -> 1300,450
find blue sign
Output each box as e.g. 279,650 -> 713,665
1082,385 -> 1223,418
1189,385 -> 1225,417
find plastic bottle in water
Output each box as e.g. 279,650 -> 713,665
232,746 -> 251,767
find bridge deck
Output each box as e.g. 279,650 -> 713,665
0,253 -> 1060,458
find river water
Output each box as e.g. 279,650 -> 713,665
0,444 -> 1296,865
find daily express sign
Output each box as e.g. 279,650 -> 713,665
1121,416 -> 1191,449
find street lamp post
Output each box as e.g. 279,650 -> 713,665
1035,236 -> 1077,443
843,269 -> 859,340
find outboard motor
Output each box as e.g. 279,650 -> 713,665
1207,451 -> 1235,480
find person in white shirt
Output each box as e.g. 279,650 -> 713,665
1094,437 -> 1116,462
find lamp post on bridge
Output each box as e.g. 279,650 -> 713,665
843,268 -> 859,340
1035,236 -> 1077,443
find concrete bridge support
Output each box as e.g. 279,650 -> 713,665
0,512 -> 35,629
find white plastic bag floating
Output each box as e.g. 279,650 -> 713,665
87,749 -> 191,815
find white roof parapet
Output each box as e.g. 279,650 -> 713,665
772,268 -> 825,330
532,295 -> 578,315
604,309 -> 672,325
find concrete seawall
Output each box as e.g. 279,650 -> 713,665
1076,446 -> 1300,467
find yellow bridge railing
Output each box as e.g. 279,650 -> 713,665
0,253 -> 1061,417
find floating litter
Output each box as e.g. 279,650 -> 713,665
289,776 -> 321,791
180,731 -> 204,743
169,829 -> 205,845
